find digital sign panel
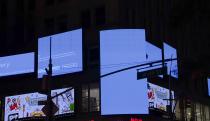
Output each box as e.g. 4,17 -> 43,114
100,29 -> 148,115
164,43 -> 178,78
5,93 -> 47,121
148,83 -> 174,111
51,88 -> 74,115
0,52 -> 34,77
38,29 -> 83,78
146,42 -> 162,63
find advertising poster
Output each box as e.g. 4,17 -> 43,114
148,83 -> 174,111
51,88 -> 74,115
4,93 -> 47,121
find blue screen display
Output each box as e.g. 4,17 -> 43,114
0,52 -> 34,77
164,43 -> 178,78
100,29 -> 149,115
146,42 -> 162,63
38,29 -> 83,78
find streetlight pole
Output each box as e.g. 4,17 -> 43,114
46,37 -> 53,121
169,55 -> 173,121
161,42 -> 174,121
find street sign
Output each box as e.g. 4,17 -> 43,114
137,67 -> 167,79
42,100 -> 59,116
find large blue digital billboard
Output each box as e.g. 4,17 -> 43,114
38,29 -> 83,78
164,43 -> 178,78
0,52 -> 34,77
100,29 -> 149,115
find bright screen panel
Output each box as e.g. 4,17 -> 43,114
0,52 -> 34,77
146,42 -> 162,63
100,29 -> 149,115
38,29 -> 83,78
148,83 -> 174,111
51,88 -> 74,115
143,42 -> 163,76
164,43 -> 178,78
4,93 -> 47,121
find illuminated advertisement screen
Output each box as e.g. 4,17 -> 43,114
51,88 -> 74,115
140,42 -> 163,76
38,29 -> 83,78
148,83 -> 174,111
164,43 -> 178,78
146,42 -> 162,63
0,52 -> 34,77
100,29 -> 148,115
4,93 -> 47,121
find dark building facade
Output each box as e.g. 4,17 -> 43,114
0,0 -> 210,121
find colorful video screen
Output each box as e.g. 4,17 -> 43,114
38,29 -> 83,78
148,83 -> 174,111
51,88 -> 74,115
4,93 -> 47,121
100,29 -> 149,115
0,52 -> 34,77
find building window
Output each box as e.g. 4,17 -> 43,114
45,0 -> 54,6
28,0 -> 35,11
82,85 -> 88,112
56,15 -> 68,32
82,83 -> 100,112
89,83 -> 100,112
44,18 -> 54,35
204,105 -> 210,121
196,103 -> 202,121
81,10 -> 91,28
95,6 -> 106,26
